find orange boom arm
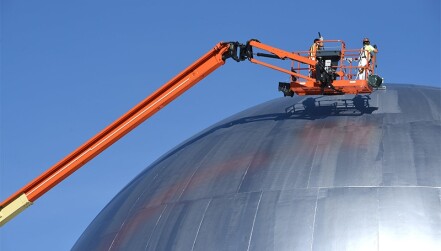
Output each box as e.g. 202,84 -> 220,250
0,42 -> 236,226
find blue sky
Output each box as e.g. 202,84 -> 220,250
1,0 -> 439,250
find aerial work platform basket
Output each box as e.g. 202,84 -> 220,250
277,39 -> 383,96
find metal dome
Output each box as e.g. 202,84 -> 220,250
73,84 -> 441,250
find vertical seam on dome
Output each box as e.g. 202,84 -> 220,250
310,188 -> 320,250
144,204 -> 168,250
237,158 -> 254,193
191,198 -> 212,251
246,191 -> 263,251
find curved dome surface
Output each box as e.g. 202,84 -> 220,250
73,84 -> 441,251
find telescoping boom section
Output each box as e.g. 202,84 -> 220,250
0,39 -> 382,226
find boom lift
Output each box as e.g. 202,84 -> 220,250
0,39 -> 382,226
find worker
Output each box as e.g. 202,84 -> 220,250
309,38 -> 323,78
357,37 -> 378,80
